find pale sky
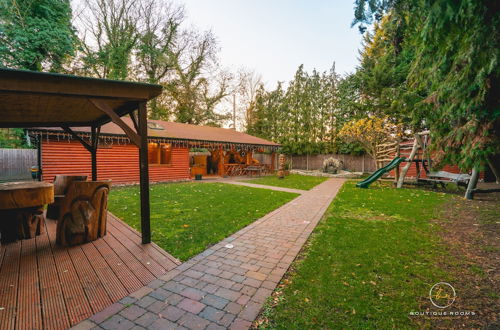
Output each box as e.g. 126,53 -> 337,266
181,0 -> 363,88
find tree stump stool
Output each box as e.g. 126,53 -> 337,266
0,182 -> 54,243
57,181 -> 111,246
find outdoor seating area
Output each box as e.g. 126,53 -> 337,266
0,212 -> 180,329
0,175 -> 112,247
223,163 -> 271,177
0,68 -> 171,328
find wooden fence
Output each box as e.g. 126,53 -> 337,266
0,148 -> 37,181
291,153 -> 376,172
253,153 -> 273,165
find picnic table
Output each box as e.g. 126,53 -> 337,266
245,165 -> 265,176
224,164 -> 246,176
0,181 -> 54,243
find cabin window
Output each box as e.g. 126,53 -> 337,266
148,143 -> 172,165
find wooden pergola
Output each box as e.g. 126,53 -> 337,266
0,68 -> 162,243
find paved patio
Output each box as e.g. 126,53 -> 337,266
75,178 -> 345,330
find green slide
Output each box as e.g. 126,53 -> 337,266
356,157 -> 406,188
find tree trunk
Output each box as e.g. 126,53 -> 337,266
487,155 -> 500,184
465,168 -> 480,199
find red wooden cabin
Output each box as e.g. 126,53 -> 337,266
28,119 -> 279,184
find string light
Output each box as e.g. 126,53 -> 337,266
29,129 -> 279,154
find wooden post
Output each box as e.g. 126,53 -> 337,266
271,153 -> 276,171
37,136 -> 42,181
62,125 -> 100,181
246,151 -> 252,165
218,146 -> 225,176
397,135 -> 421,188
465,167 -> 479,200
394,143 -> 400,183
90,126 -> 99,181
137,102 -> 151,244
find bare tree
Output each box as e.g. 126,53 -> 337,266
162,30 -> 232,126
134,0 -> 184,83
232,69 -> 263,130
133,0 -> 184,118
73,0 -> 234,126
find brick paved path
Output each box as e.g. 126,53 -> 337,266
209,179 -> 307,195
74,179 -> 345,330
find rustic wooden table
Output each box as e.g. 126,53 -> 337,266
0,181 -> 54,243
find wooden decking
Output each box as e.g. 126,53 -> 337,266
0,213 -> 180,330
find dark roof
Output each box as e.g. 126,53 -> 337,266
0,68 -> 162,128
31,118 -> 279,147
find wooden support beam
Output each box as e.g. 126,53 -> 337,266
246,151 -> 253,165
129,111 -> 139,133
90,98 -> 141,147
218,147 -> 225,176
61,126 -> 93,153
92,126 -> 101,150
137,102 -> 151,244
90,126 -> 100,181
37,135 -> 42,181
62,125 -> 101,181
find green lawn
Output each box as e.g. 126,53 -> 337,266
259,181 -> 453,329
244,174 -> 328,190
108,182 -> 297,261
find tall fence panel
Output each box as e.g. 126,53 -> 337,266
253,153 -> 272,165
291,153 -> 376,172
0,148 -> 37,181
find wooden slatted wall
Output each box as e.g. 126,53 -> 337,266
41,141 -> 190,184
